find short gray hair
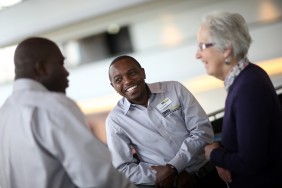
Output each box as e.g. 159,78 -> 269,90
200,11 -> 252,59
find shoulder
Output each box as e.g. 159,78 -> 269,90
148,81 -> 192,100
21,91 -> 83,116
164,80 -> 186,89
242,63 -> 268,78
51,93 -> 80,109
229,63 -> 275,103
234,63 -> 272,90
157,80 -> 183,86
50,93 -> 84,116
162,80 -> 190,93
149,80 -> 185,91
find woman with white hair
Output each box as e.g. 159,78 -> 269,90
196,11 -> 282,188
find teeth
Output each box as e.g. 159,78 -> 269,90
127,85 -> 137,92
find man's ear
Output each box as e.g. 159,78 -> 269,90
34,61 -> 47,80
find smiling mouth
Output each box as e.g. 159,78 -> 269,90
126,85 -> 137,92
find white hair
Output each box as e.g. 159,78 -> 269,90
200,11 -> 252,59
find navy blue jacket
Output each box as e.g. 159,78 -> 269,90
211,63 -> 282,188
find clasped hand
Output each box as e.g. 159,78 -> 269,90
151,165 -> 176,188
151,165 -> 197,188
204,142 -> 232,183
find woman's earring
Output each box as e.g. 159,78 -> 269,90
224,58 -> 231,65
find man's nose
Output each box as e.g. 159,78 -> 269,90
123,75 -> 131,84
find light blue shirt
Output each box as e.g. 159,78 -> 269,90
106,81 -> 213,185
0,79 -> 137,188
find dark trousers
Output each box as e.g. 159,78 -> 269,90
196,167 -> 226,188
136,165 -> 226,188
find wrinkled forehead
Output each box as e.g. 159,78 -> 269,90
109,58 -> 140,78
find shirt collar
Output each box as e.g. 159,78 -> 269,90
224,58 -> 250,91
13,78 -> 48,93
123,82 -> 165,114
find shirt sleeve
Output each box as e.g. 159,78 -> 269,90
32,98 -> 137,188
106,116 -> 156,185
168,82 -> 214,172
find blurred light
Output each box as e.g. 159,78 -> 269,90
0,0 -> 23,10
63,41 -> 81,67
258,0 -> 280,22
107,24 -> 120,34
257,57 -> 282,75
160,14 -> 183,47
182,75 -> 222,94
77,94 -> 121,115
0,45 -> 16,84
161,24 -> 183,47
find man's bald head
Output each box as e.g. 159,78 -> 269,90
14,37 -> 69,93
14,37 -> 60,80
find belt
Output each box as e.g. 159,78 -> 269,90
192,161 -> 215,180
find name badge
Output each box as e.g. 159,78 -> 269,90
157,97 -> 172,111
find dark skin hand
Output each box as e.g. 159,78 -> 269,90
151,165 -> 176,188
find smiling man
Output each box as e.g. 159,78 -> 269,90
106,55 -> 226,188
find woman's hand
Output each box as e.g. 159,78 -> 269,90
216,166 -> 232,183
204,142 -> 220,160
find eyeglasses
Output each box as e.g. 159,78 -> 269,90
198,43 -> 215,51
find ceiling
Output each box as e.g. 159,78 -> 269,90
0,0 -> 152,47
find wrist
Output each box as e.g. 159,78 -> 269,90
166,164 -> 178,175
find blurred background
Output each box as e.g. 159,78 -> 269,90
0,0 -> 281,143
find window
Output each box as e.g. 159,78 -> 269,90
62,26 -> 133,68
